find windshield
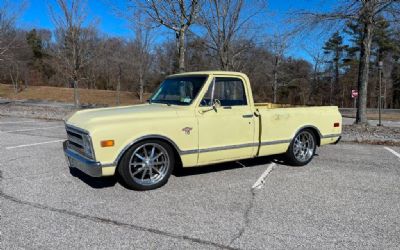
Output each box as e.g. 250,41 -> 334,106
149,76 -> 207,105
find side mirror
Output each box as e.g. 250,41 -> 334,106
199,99 -> 221,114
212,99 -> 221,111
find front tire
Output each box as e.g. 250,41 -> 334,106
286,129 -> 316,166
118,140 -> 175,190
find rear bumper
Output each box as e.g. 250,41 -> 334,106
63,141 -> 103,177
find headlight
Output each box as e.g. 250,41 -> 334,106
82,134 -> 95,159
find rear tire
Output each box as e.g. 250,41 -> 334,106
118,140 -> 175,190
286,129 -> 316,166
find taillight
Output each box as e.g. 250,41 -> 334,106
334,122 -> 340,127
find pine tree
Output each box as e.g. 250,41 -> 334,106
323,31 -> 347,106
26,29 -> 44,60
344,21 -> 362,60
373,18 -> 396,62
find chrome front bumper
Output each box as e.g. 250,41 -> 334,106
63,141 -> 102,177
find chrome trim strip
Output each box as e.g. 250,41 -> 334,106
260,139 -> 291,145
180,149 -> 198,155
198,142 -> 257,153
101,162 -> 116,167
194,139 -> 292,154
114,133 -> 340,165
322,133 -> 341,138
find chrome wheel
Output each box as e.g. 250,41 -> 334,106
128,143 -> 170,186
293,130 -> 315,162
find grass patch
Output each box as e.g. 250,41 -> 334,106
0,84 -> 149,106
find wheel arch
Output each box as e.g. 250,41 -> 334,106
114,135 -> 183,167
293,125 -> 321,147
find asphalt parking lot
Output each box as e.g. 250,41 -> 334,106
1,116 -> 400,249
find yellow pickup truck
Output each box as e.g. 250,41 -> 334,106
64,71 -> 342,190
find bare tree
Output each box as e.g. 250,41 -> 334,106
7,31 -> 31,93
133,0 -> 200,73
133,17 -> 153,101
302,44 -> 327,105
0,0 -> 27,61
118,10 -> 154,101
50,0 -> 97,107
0,1 -> 28,93
200,0 -> 249,70
94,37 -> 125,103
199,0 -> 266,70
266,33 -> 291,103
298,0 -> 400,124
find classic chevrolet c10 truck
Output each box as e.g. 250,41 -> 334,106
64,71 -> 342,190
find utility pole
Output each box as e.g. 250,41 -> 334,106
116,64 -> 122,106
378,61 -> 383,126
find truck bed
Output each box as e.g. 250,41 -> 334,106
253,103 -> 342,158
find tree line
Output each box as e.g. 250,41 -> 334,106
0,0 -> 400,124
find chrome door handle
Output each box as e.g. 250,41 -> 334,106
242,114 -> 253,118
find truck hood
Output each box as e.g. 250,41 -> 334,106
66,103 -> 182,132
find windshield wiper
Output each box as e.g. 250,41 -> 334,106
150,100 -> 173,105
150,100 -> 190,106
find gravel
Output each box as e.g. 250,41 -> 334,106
341,125 -> 400,146
0,99 -> 90,120
0,102 -> 75,120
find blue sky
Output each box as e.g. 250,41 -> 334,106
17,0 -> 337,62
18,0 -> 132,37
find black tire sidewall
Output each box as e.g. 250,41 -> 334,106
118,140 -> 175,190
286,129 -> 316,166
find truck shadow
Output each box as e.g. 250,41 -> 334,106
173,154 -> 294,177
69,167 -> 117,189
68,153 -> 309,189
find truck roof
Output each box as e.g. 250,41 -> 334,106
169,71 -> 248,78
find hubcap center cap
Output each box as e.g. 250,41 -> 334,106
144,159 -> 151,167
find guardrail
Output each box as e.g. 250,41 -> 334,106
340,108 -> 400,114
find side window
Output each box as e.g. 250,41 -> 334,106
200,78 -> 247,106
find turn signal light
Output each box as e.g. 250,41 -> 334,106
101,140 -> 115,147
334,122 -> 340,127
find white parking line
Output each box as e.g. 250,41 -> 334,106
0,121 -> 37,124
384,147 -> 400,159
0,121 -> 44,124
5,140 -> 65,150
0,126 -> 64,133
0,122 -> 60,126
252,163 -> 276,190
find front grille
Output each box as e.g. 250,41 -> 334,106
66,126 -> 86,156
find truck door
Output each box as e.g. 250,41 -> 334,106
196,77 -> 255,165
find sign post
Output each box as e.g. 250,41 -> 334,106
351,89 -> 358,109
378,61 -> 383,126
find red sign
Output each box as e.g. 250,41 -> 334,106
351,90 -> 358,98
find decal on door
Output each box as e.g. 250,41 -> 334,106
182,127 -> 193,135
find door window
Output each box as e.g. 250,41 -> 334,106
200,78 -> 247,107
